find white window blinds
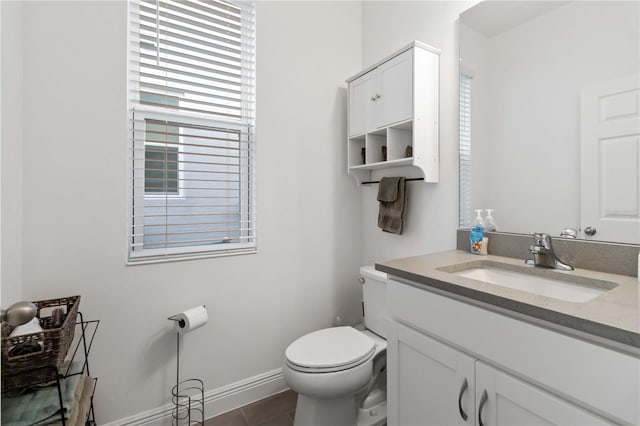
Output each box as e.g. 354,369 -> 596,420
459,73 -> 472,228
128,0 -> 256,262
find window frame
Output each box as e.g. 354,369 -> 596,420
127,0 -> 256,264
459,71 -> 473,229
129,107 -> 255,262
143,138 -> 184,199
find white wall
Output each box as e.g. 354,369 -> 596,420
465,1 -> 639,235
359,1 -> 477,265
1,1 -> 24,305
5,1 -> 362,422
2,0 -> 485,421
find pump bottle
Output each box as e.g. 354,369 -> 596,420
484,209 -> 498,232
470,210 -> 485,254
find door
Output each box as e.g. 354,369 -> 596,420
388,322 -> 475,426
377,49 -> 414,128
580,73 -> 640,243
475,362 -> 611,426
349,70 -> 377,136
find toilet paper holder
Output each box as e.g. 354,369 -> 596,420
167,308 -> 206,425
168,314 -> 187,329
168,305 -> 208,335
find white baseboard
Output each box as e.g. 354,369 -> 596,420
104,368 -> 288,426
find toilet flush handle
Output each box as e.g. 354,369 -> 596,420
359,277 -> 365,284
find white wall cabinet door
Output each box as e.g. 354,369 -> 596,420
389,322 -> 475,426
348,49 -> 414,137
348,70 -> 377,136
475,362 -> 611,426
377,49 -> 413,128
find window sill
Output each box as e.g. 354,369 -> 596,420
126,248 -> 257,266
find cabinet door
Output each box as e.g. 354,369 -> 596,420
475,362 -> 612,426
348,70 -> 377,136
377,49 -> 413,128
388,322 -> 475,426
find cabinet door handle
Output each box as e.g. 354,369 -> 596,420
457,378 -> 468,421
478,390 -> 488,426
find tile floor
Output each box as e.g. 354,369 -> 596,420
204,390 -> 298,426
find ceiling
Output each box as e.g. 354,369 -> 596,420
460,1 -> 572,37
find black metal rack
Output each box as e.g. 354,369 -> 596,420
2,313 -> 100,426
55,313 -> 100,425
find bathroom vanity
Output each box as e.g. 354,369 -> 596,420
377,251 -> 639,425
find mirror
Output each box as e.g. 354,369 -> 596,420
458,1 -> 640,244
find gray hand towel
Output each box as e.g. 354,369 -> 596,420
377,177 -> 407,234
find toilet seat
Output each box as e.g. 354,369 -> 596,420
285,327 -> 376,373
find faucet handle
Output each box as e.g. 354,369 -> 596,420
560,228 -> 578,239
528,232 -> 574,271
531,232 -> 552,249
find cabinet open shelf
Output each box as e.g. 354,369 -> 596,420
349,157 -> 414,170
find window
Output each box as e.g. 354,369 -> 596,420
128,0 -> 256,262
144,119 -> 180,195
459,72 -> 472,228
145,144 -> 179,195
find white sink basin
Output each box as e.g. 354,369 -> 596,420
439,261 -> 617,303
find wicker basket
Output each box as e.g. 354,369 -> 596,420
1,295 -> 80,392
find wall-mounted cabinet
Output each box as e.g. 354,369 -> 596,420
346,41 -> 440,185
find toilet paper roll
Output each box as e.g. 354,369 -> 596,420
174,305 -> 208,334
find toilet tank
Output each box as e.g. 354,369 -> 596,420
360,265 -> 389,339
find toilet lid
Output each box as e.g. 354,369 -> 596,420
285,327 -> 375,370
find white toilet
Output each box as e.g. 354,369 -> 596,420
283,266 -> 388,426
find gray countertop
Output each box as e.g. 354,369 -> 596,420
376,250 -> 640,351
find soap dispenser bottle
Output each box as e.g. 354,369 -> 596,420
484,209 -> 498,232
470,209 -> 485,254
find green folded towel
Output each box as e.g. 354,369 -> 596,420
1,374 -> 82,426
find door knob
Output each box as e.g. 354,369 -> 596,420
584,227 -> 597,236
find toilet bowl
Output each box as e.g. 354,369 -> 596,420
283,266 -> 388,426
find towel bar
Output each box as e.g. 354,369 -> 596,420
361,177 -> 424,185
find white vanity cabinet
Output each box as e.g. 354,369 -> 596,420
388,321 -> 475,426
346,41 -> 439,184
388,321 -> 610,426
475,362 -> 610,426
387,279 -> 639,425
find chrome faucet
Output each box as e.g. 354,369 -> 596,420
528,233 -> 574,271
